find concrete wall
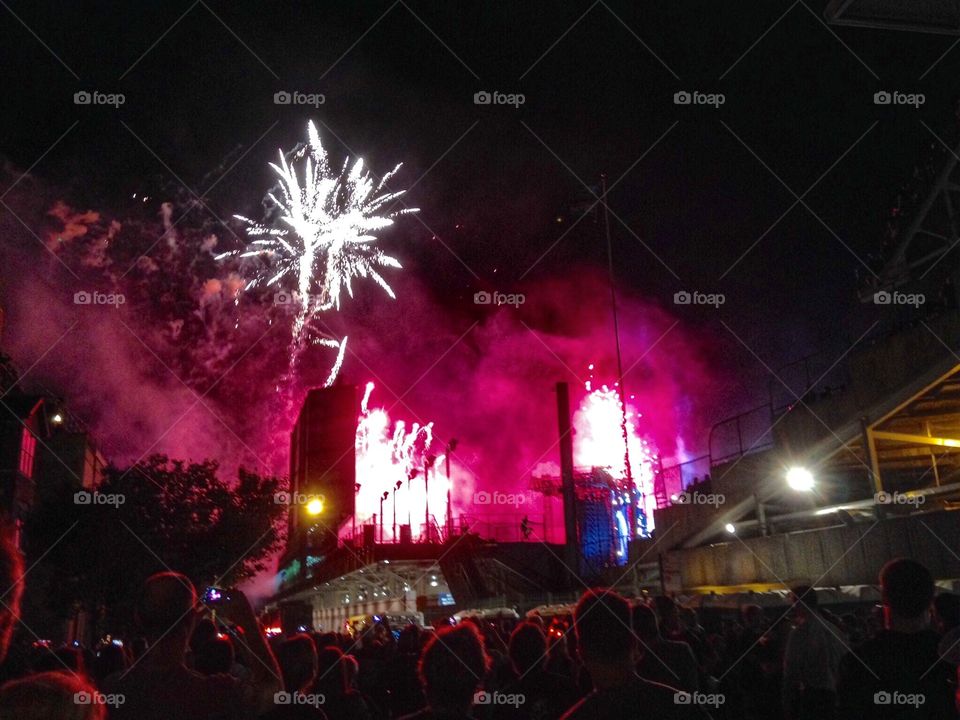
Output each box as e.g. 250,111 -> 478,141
666,510 -> 960,590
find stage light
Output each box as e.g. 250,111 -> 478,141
306,497 -> 324,515
51,413 -> 63,424
786,466 -> 815,492
724,523 -> 736,534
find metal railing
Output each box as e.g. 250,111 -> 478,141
336,514 -> 548,546
656,403 -> 775,509
708,402 -> 775,465
655,454 -> 711,508
769,350 -> 850,416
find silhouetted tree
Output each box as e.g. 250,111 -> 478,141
22,454 -> 284,640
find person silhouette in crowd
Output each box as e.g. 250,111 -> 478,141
306,645 -> 371,720
104,572 -> 280,720
836,558 -> 956,718
632,603 -> 699,692
933,593 -> 960,666
560,589 -> 704,719
400,623 -> 489,720
262,634 -> 326,719
193,633 -> 235,676
0,540 -> 23,668
387,624 -> 427,717
0,670 -> 105,720
92,642 -> 127,687
275,634 -> 317,696
490,620 -> 579,720
781,586 -> 847,720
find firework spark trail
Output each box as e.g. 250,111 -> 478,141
221,121 -> 418,387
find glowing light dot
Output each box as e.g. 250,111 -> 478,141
786,466 -> 815,492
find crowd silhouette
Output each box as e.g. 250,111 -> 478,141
0,539 -> 956,719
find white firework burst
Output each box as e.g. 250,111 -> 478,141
223,120 -> 417,384
224,120 -> 416,315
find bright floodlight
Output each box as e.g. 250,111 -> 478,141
306,497 -> 324,516
786,466 -> 815,491
724,523 -> 736,534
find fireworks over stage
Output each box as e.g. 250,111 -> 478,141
217,124 -> 664,547
347,370 -> 662,549
352,382 -> 450,542
573,369 -> 660,540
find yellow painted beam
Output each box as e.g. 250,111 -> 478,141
684,582 -> 788,595
869,363 -> 960,429
871,430 -> 960,448
864,422 -> 884,495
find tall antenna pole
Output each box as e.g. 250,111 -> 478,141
601,174 -> 635,540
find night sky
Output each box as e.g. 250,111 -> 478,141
2,1 -> 960,441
